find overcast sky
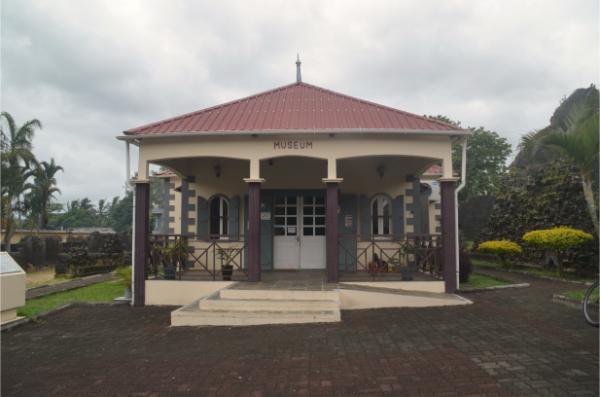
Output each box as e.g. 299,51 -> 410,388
2,0 -> 598,204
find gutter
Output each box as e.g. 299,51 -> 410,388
455,137 -> 468,290
116,128 -> 471,143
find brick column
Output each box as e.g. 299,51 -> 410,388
246,180 -> 262,282
439,178 -> 458,293
133,181 -> 150,306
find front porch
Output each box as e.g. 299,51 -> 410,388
143,230 -> 468,326
147,233 -> 444,284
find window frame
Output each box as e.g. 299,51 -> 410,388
209,195 -> 229,239
370,194 -> 392,238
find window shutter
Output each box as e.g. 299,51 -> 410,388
228,195 -> 240,240
196,196 -> 209,240
392,195 -> 405,240
359,195 -> 371,241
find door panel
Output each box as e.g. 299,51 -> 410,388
300,196 -> 326,269
273,195 -> 300,269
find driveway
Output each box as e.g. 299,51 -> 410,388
2,271 -> 598,396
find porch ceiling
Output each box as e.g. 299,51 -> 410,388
338,156 -> 437,179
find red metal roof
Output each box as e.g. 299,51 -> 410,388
125,82 -> 459,136
152,168 -> 176,178
423,165 -> 443,175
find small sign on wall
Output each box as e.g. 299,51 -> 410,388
260,212 -> 271,221
344,214 -> 352,228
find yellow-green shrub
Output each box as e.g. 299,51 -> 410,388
477,240 -> 522,267
522,226 -> 593,276
523,226 -> 593,249
478,240 -> 523,256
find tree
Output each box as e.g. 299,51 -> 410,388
108,191 -> 133,233
428,115 -> 513,201
24,159 -> 64,230
55,198 -> 97,228
96,199 -> 109,226
0,111 -> 42,250
519,85 -> 599,233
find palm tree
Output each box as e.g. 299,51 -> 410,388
97,199 -> 110,226
25,159 -> 64,230
520,85 -> 599,233
0,112 -> 42,250
79,198 -> 94,211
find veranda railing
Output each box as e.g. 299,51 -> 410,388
338,234 -> 443,278
148,234 -> 247,280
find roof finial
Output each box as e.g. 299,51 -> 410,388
296,53 -> 302,83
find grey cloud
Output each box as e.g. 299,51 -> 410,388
1,0 -> 598,203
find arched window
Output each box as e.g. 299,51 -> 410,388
371,195 -> 391,236
209,196 -> 228,238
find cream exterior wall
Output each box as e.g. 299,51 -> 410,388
137,134 -> 454,180
147,134 -> 452,268
145,280 -> 233,305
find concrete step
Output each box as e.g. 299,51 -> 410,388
172,298 -> 341,326
199,296 -> 339,311
219,288 -> 339,301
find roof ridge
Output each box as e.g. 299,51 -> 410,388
124,82 -> 301,134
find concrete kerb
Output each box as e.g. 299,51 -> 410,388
459,283 -> 530,293
1,301 -> 129,332
552,293 -> 583,309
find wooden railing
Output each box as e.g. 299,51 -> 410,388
148,234 -> 247,281
338,234 -> 443,279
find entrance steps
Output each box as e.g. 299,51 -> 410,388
171,287 -> 341,327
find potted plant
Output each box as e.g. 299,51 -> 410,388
161,239 -> 187,280
115,266 -> 132,300
217,248 -> 234,281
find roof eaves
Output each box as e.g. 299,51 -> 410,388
117,127 -> 471,141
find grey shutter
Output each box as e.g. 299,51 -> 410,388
228,196 -> 240,240
392,195 -> 405,240
196,196 -> 209,240
338,194 -> 357,271
359,195 -> 371,241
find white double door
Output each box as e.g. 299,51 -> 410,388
273,195 -> 326,269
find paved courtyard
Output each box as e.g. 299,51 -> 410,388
2,271 -> 598,396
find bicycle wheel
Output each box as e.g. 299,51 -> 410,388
583,281 -> 599,328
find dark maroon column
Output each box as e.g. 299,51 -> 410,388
326,182 -> 339,283
440,179 -> 457,293
247,182 -> 261,282
133,181 -> 150,306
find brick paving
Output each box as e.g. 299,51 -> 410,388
2,270 -> 598,397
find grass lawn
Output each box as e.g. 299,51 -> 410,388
460,273 -> 513,289
472,258 -> 595,283
18,279 -> 124,318
563,287 -> 600,303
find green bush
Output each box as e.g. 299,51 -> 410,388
115,266 -> 132,289
523,226 -> 593,276
477,240 -> 522,267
